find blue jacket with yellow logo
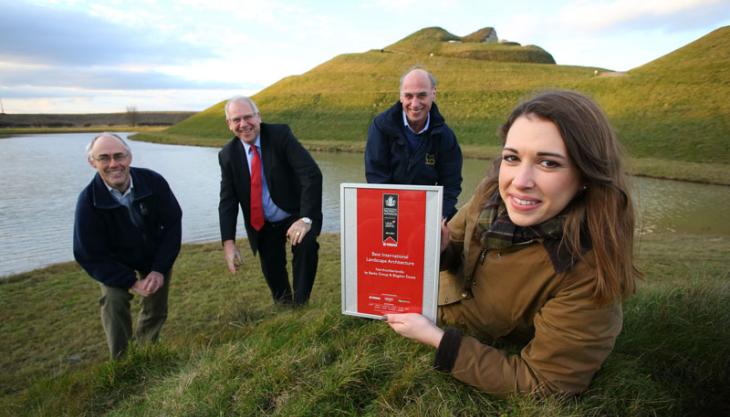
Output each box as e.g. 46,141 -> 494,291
365,101 -> 463,219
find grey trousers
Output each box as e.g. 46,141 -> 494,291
99,271 -> 171,359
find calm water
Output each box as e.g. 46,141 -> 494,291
1,133 -> 729,278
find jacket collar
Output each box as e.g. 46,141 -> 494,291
91,167 -> 153,209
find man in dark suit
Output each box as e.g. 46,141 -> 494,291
218,96 -> 323,305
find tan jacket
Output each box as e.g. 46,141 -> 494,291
436,194 -> 623,396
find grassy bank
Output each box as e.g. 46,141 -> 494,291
0,111 -> 195,130
2,125 -> 724,185
2,232 -> 729,416
131,132 -> 730,185
0,125 -> 167,136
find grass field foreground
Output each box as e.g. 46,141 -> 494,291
1,232 -> 729,417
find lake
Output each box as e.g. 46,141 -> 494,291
1,132 -> 728,278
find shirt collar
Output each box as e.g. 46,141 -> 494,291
402,110 -> 430,134
105,175 -> 134,199
240,135 -> 261,154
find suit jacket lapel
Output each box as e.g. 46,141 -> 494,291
232,138 -> 251,199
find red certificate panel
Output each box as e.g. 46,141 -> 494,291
356,188 -> 426,316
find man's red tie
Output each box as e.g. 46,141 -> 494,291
249,145 -> 265,231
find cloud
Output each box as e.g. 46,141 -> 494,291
0,1 -> 217,66
560,0 -> 730,33
0,1 -> 258,94
0,86 -> 247,113
366,0 -> 423,10
0,63 -> 251,91
3,0 -> 727,113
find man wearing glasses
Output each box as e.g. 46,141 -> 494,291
218,96 -> 322,306
73,133 -> 182,359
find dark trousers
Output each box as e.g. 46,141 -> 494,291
257,217 -> 319,305
99,271 -> 171,359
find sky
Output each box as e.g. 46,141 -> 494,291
1,0 -> 728,114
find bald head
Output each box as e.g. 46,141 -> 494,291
225,96 -> 259,119
399,68 -> 436,132
400,68 -> 436,90
86,133 -> 131,160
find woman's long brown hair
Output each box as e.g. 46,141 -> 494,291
483,90 -> 639,304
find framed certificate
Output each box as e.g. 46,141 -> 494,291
340,183 -> 442,322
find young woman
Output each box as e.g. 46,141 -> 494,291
386,90 -> 639,396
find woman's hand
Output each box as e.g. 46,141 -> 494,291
385,313 -> 444,348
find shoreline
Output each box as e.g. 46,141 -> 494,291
1,127 -> 728,186
131,131 -> 730,186
0,126 -> 167,136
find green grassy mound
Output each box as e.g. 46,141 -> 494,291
383,26 -> 556,64
136,26 -> 729,169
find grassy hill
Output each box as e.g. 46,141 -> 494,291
135,26 -> 730,169
578,26 -> 730,164
383,26 -> 556,64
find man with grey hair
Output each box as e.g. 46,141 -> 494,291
219,96 -> 322,305
73,133 -> 182,359
365,66 -> 463,219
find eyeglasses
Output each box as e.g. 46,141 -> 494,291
229,113 -> 258,124
92,152 -> 129,164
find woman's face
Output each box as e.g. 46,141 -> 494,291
499,115 -> 582,227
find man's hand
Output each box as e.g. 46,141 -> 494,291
131,280 -> 151,297
131,271 -> 164,297
440,218 -> 450,253
223,240 -> 242,273
286,218 -> 312,246
385,313 -> 444,348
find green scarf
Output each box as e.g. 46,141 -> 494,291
478,192 -> 566,251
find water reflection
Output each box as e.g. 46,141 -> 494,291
1,133 -> 728,277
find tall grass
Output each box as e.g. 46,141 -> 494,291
2,232 -> 729,416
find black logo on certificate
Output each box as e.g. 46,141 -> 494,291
382,193 -> 398,247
